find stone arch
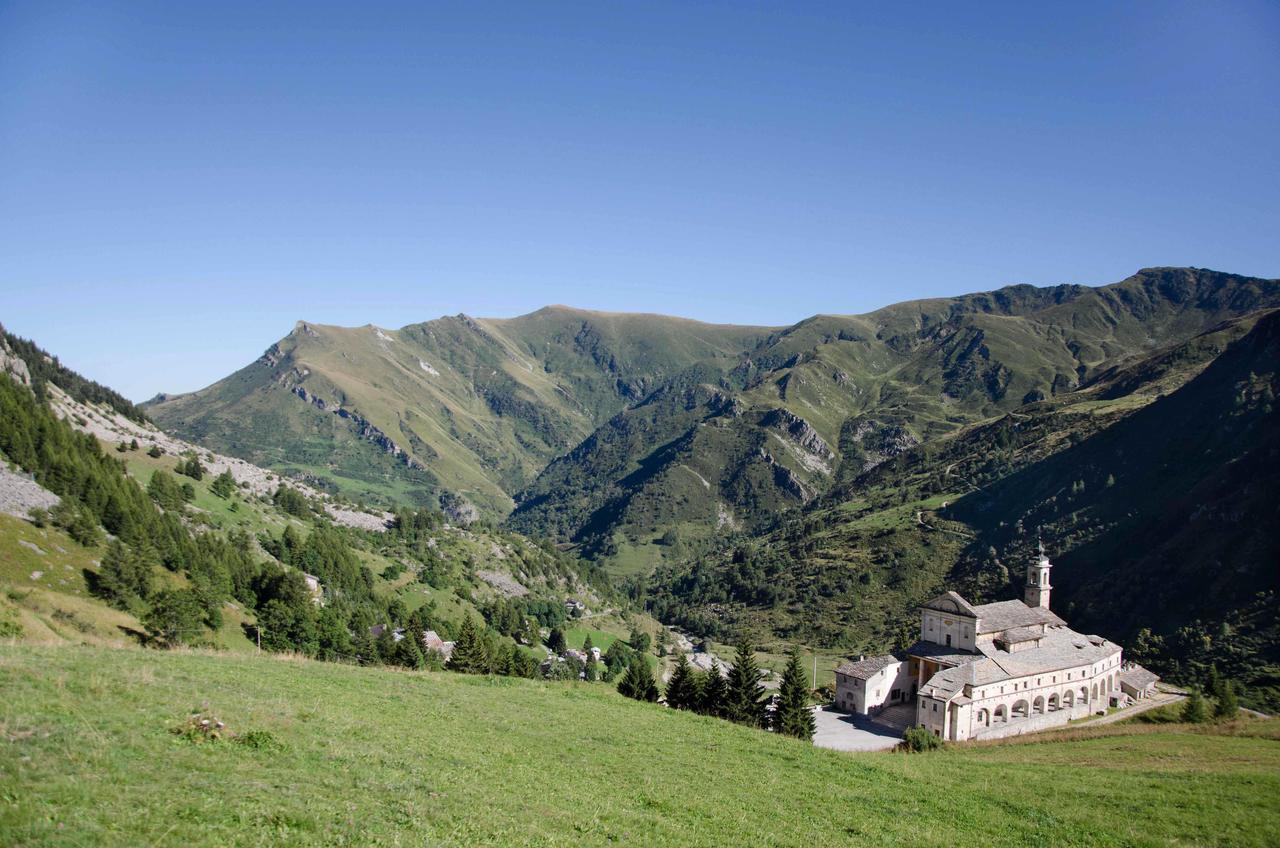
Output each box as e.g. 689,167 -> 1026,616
1012,699 -> 1030,719
1080,686 -> 1089,704
1032,695 -> 1046,715
994,704 -> 1008,723
977,708 -> 990,727
1092,683 -> 1099,701
1063,690 -> 1075,707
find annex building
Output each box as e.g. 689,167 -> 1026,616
835,545 -> 1157,741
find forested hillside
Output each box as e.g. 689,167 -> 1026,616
0,331 -> 644,684
645,309 -> 1280,708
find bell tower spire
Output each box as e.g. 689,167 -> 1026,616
1025,541 -> 1053,609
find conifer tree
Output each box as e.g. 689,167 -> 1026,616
1214,681 -> 1239,720
391,632 -> 426,670
698,668 -> 728,718
1206,665 -> 1224,701
664,653 -> 700,710
617,656 -> 659,702
547,627 -> 566,655
447,614 -> 489,674
210,470 -> 236,499
1181,688 -> 1209,723
773,649 -> 815,740
724,639 -> 766,727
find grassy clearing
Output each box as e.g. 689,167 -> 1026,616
2,645 -> 1278,847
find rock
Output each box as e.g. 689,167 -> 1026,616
0,466 -> 61,519
439,491 -> 479,526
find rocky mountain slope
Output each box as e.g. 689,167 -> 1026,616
145,269 -> 1280,576
147,308 -> 771,516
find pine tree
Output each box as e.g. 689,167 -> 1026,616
617,656 -> 659,702
698,668 -> 728,717
447,614 -> 489,674
1181,689 -> 1210,723
391,632 -> 426,670
664,653 -> 700,710
773,649 -> 815,740
724,639 -> 766,727
547,627 -> 566,655
1214,681 -> 1239,720
210,470 -> 236,499
1206,665 -> 1224,701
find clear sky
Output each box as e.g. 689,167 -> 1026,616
2,1 -> 1278,401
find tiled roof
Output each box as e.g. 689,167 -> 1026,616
904,640 -> 980,665
921,626 -> 1123,701
971,600 -> 1065,634
996,625 -> 1044,645
1120,665 -> 1159,690
835,654 -> 900,680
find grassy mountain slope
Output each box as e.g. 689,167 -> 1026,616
147,308 -> 771,514
512,268 -> 1280,569
646,309 -> 1280,706
0,327 -> 630,673
4,645 -> 1278,847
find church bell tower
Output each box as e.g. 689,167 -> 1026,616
1025,542 -> 1053,609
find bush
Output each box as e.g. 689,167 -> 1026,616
235,729 -> 283,751
899,726 -> 942,753
172,713 -> 229,744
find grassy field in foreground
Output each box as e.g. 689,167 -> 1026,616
2,646 -> 1279,847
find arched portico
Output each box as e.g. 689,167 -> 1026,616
1032,695 -> 1045,715
977,708 -> 990,727
994,704 -> 1008,723
1012,699 -> 1029,720
1048,693 -> 1060,711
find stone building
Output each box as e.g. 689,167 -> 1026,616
835,545 -> 1155,741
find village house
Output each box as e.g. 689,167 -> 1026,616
835,545 -> 1157,741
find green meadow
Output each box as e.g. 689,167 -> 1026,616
2,645 -> 1277,847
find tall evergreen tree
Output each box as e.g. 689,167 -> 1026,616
447,614 -> 489,674
547,627 -> 567,655
698,668 -> 728,718
1181,688 -> 1210,723
664,653 -> 700,710
1214,681 -> 1239,719
617,656 -> 659,702
724,639 -> 766,727
773,649 -> 815,740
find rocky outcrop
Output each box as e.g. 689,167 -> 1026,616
761,408 -> 834,460
290,386 -> 424,470
756,449 -> 817,502
439,490 -> 480,525
842,417 -> 920,473
0,337 -> 31,386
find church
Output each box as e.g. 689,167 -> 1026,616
834,546 -> 1156,741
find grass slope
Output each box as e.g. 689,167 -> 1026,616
2,646 -> 1278,847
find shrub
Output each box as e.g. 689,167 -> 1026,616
172,713 -> 229,744
235,729 -> 283,751
899,726 -> 942,753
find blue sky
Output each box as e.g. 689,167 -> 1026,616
1,1 -> 1277,401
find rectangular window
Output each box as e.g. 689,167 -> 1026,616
932,703 -> 938,712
